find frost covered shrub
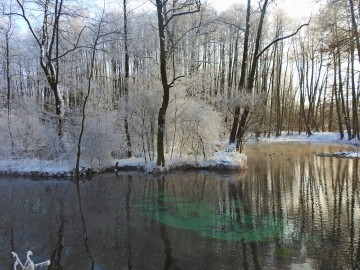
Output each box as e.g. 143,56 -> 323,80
167,94 -> 222,161
0,110 -> 13,159
75,110 -> 125,166
125,80 -> 161,161
0,98 -> 59,160
223,91 -> 267,137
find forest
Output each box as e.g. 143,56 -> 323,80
0,0 -> 359,172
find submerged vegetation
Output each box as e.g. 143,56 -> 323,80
135,192 -> 285,242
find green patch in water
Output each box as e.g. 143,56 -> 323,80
134,192 -> 284,242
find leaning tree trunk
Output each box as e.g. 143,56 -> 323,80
75,17 -> 103,179
229,0 -> 251,145
235,0 -> 270,150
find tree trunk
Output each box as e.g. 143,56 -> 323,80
235,0 -> 270,149
348,0 -> 360,139
333,52 -> 344,139
154,0 -> 200,166
350,41 -> 359,139
5,23 -> 15,155
349,0 -> 360,64
156,0 -> 170,167
229,0 -> 251,144
336,46 -> 351,139
123,0 -> 132,157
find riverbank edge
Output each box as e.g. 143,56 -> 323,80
0,132 -> 358,178
0,151 -> 248,178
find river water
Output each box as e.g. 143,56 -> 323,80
0,143 -> 359,269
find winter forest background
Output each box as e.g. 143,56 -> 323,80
0,0 -> 359,171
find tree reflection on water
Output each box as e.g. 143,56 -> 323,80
0,144 -> 358,270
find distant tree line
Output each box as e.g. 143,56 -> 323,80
0,0 -> 358,168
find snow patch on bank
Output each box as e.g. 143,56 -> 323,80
0,150 -> 247,177
197,150 -> 247,170
256,132 -> 359,145
254,132 -> 360,159
317,151 -> 360,158
0,159 -> 73,177
115,150 -> 247,173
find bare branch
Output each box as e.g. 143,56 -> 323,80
164,0 -> 201,28
52,25 -> 87,60
217,18 -> 246,32
256,21 -> 310,59
168,75 -> 185,87
13,1 -> 41,46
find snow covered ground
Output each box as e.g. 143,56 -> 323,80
254,132 -> 360,159
254,131 -> 359,145
0,132 -> 358,177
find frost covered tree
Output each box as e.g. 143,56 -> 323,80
122,0 -> 132,157
14,0 -> 86,143
167,92 -> 222,160
229,0 -> 309,151
126,79 -> 160,161
2,0 -> 358,166
75,9 -> 107,178
0,1 -> 16,156
153,0 -> 201,167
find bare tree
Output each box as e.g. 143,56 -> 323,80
229,0 -> 272,151
229,0 -> 309,150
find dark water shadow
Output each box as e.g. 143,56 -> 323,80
48,201 -> 65,270
157,176 -> 179,270
75,181 -> 95,269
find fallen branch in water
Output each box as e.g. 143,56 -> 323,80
12,251 -> 50,270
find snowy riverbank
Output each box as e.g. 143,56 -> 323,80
0,132 -> 358,177
255,131 -> 360,145
0,150 -> 248,177
253,132 -> 360,159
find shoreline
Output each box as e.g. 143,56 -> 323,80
0,132 -> 358,178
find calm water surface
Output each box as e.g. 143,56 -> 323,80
0,143 -> 359,269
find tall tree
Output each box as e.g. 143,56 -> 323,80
123,0 -> 132,157
348,0 -> 360,139
75,10 -> 110,178
229,0 -> 271,151
229,0 -> 309,150
349,0 -> 360,63
154,0 -> 201,167
229,0 -> 251,145
0,1 -> 16,155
